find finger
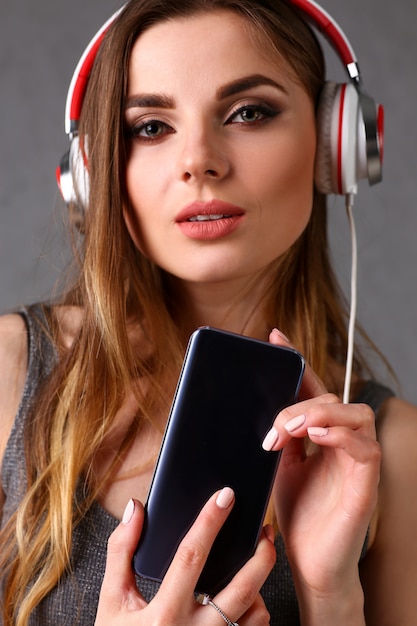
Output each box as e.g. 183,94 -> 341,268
285,401 -> 376,439
262,392 -> 340,451
98,499 -> 147,611
263,395 -> 375,452
269,328 -> 327,399
307,424 -> 381,466
232,592 -> 271,626
212,525 -> 276,621
307,426 -> 381,523
157,487 -> 235,610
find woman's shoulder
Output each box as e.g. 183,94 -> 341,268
376,394 -> 417,480
376,393 -> 417,454
370,393 -> 417,523
362,394 -> 417,618
0,304 -> 83,458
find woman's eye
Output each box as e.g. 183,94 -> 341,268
227,104 -> 278,125
127,120 -> 172,140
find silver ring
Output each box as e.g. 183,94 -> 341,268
195,593 -> 239,626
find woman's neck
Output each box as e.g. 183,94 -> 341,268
166,269 -> 275,342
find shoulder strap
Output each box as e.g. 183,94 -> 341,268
1,304 -> 57,497
353,380 -> 394,420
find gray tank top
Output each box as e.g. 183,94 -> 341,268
1,304 -> 394,625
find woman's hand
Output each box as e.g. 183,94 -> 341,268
264,329 -> 381,622
95,488 -> 276,626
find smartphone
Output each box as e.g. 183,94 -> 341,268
132,327 -> 304,595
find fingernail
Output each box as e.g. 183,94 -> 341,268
272,328 -> 290,343
307,426 -> 329,437
284,413 -> 306,433
216,487 -> 234,509
262,427 -> 279,451
122,498 -> 135,524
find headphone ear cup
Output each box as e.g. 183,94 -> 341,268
315,81 -> 360,195
315,81 -> 338,194
56,136 -> 90,213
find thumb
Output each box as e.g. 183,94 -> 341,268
97,499 -> 147,615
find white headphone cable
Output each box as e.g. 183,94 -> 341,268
343,192 -> 358,404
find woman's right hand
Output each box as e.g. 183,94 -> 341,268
95,487 -> 276,626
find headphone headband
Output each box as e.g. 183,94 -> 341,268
64,0 -> 362,137
291,0 -> 358,74
65,7 -> 124,136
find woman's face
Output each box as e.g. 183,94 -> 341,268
124,10 -> 316,288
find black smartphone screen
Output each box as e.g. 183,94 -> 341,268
132,327 -> 304,595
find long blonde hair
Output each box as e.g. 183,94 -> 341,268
0,1 -> 370,623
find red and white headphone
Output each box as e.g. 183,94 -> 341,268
56,0 -> 384,209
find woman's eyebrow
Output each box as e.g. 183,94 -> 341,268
125,94 -> 174,110
216,74 -> 289,99
124,74 -> 288,111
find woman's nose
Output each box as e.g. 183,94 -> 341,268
176,126 -> 230,184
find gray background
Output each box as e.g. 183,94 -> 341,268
1,1 -> 416,403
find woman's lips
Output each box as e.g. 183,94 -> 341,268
175,200 -> 245,240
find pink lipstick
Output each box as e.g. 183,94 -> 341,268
176,200 -> 244,240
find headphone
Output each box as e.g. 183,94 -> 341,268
56,0 -> 384,210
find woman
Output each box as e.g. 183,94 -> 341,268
1,1 -> 417,624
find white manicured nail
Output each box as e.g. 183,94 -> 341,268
216,487 -> 234,509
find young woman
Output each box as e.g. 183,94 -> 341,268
1,1 -> 417,624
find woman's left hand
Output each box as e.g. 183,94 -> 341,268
264,329 -> 381,616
